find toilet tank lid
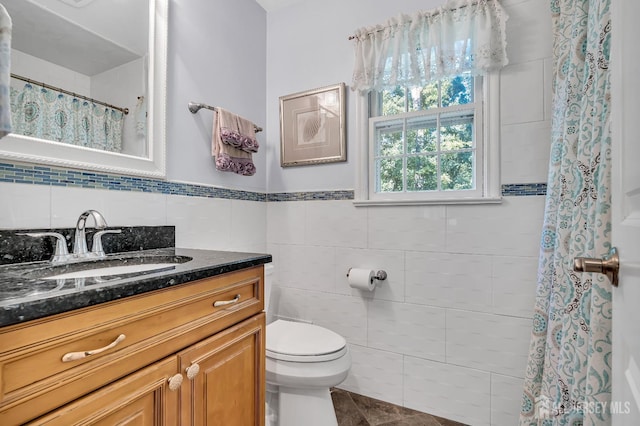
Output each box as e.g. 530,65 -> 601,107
266,319 -> 346,357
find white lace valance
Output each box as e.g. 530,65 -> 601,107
351,0 -> 509,93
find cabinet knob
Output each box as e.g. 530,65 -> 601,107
185,362 -> 200,380
168,373 -> 184,391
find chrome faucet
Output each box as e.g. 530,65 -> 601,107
19,232 -> 71,263
74,210 -> 108,258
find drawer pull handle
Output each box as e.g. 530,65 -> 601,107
61,334 -> 126,362
185,362 -> 200,380
168,373 -> 184,391
213,294 -> 241,307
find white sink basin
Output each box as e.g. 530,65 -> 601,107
19,254 -> 193,281
45,263 -> 178,279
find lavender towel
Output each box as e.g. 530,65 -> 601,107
212,108 -> 257,176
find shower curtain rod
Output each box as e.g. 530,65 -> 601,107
10,73 -> 130,115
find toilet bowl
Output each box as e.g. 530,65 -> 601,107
264,264 -> 351,426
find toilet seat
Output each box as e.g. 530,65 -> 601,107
266,320 -> 347,363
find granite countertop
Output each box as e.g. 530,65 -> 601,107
0,247 -> 272,327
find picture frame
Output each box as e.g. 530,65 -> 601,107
279,83 -> 346,167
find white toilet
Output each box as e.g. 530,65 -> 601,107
264,264 -> 351,426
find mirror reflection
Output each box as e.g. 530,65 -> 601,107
3,0 -> 149,157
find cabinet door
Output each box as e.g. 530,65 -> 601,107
180,313 -> 265,426
27,357 -> 180,425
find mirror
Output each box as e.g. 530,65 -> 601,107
0,0 -> 167,178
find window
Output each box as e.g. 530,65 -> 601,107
355,72 -> 500,206
349,1 -> 508,205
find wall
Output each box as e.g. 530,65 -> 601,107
166,0 -> 268,192
11,49 -> 90,95
92,58 -> 146,157
0,0 -> 268,254
1,0 -> 553,424
264,0 -> 551,425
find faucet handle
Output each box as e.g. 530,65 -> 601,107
20,232 -> 70,263
91,229 -> 122,257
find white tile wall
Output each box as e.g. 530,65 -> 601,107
312,292 -> 369,347
229,199 -> 267,253
544,58 -> 554,121
501,120 -> 551,184
446,309 -> 532,377
0,184 -> 267,255
167,195 -> 232,250
51,186 -> 167,228
406,251 -> 493,312
492,256 -> 538,318
339,344 -> 404,406
305,201 -> 368,248
445,198 -> 545,257
270,192 -> 544,424
504,0 -> 553,64
277,244 -> 336,291
500,60 -> 546,126
368,300 -> 446,361
491,374 -> 526,425
404,356 -> 491,425
273,287 -> 368,346
0,182 -> 51,228
368,205 -> 447,252
266,201 -> 306,245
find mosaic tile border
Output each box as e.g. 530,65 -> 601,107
0,162 -> 546,201
0,162 -> 266,202
501,183 -> 547,196
267,190 -> 355,201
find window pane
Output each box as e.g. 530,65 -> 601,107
440,111 -> 474,151
376,158 -> 404,192
441,152 -> 474,190
407,82 -> 438,112
441,74 -> 474,107
374,120 -> 404,156
407,116 -> 437,153
407,155 -> 437,191
381,87 -> 406,115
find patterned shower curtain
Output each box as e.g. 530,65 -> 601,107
519,0 -> 612,425
10,83 -> 124,152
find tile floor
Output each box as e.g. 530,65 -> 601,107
331,389 -> 468,426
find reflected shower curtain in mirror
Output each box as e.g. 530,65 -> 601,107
520,0 -> 612,425
9,83 -> 124,152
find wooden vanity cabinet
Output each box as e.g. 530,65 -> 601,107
0,265 -> 266,426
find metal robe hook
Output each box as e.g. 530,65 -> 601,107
573,247 -> 620,286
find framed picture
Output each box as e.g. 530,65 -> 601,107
279,83 -> 346,167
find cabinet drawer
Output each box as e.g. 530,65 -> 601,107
0,265 -> 263,425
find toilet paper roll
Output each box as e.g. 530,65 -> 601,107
348,268 -> 376,291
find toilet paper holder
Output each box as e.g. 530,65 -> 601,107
346,268 -> 388,282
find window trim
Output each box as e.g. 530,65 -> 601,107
354,72 -> 502,207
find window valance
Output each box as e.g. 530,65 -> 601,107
351,0 -> 509,93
